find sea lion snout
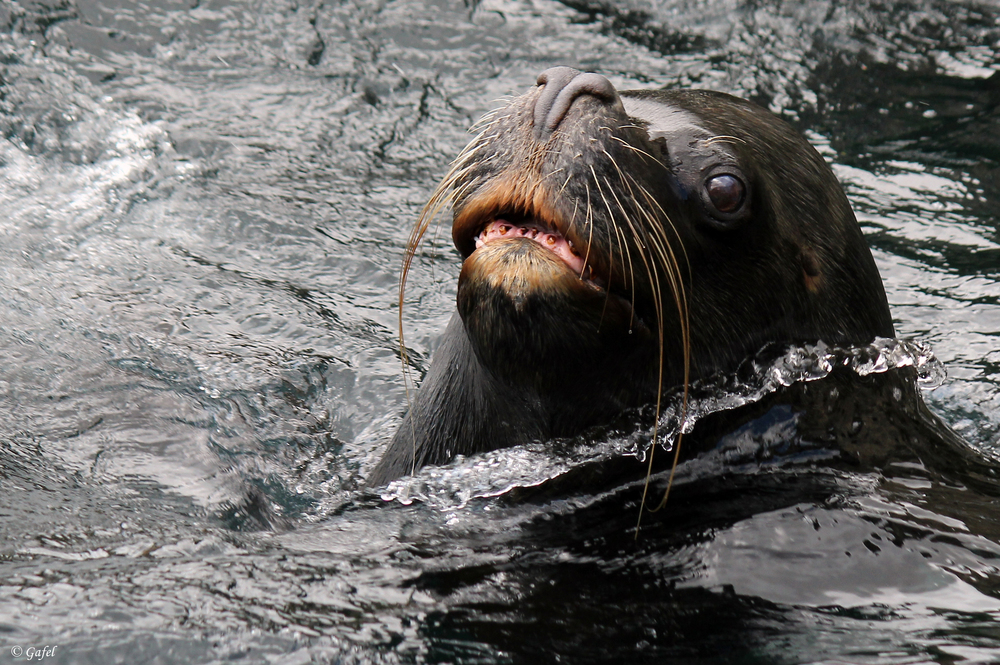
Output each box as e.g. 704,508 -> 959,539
533,67 -> 624,139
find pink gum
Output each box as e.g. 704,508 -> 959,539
474,219 -> 586,275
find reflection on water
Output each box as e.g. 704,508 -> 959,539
1,0 -> 1000,662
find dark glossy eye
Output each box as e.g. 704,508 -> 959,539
705,174 -> 746,214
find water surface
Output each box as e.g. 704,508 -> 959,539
2,0 -> 1000,662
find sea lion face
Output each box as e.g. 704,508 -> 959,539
447,68 -> 894,406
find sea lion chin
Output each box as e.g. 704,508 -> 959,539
457,235 -> 646,390
367,67 -> 894,487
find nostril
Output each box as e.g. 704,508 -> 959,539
534,67 -> 622,140
534,67 -> 579,137
536,66 -> 580,90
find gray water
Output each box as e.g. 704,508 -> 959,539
1,0 -> 1000,662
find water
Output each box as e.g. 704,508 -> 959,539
1,0 -> 999,662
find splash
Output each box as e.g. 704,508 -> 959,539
380,337 -> 944,509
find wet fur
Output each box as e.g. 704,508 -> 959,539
368,81 -> 893,487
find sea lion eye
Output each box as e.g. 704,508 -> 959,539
705,174 -> 745,214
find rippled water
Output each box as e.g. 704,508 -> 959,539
1,0 -> 999,662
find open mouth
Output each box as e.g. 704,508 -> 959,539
475,217 -> 586,273
461,211 -> 604,287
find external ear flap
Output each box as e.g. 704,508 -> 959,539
801,246 -> 823,293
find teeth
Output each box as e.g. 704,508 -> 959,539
476,218 -> 590,281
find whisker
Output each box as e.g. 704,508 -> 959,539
557,170 -> 575,198
595,151 -> 691,535
703,135 -> 746,146
543,167 -> 567,182
582,184 -> 595,281
607,135 -> 663,165
396,132 -> 490,475
591,165 -> 637,322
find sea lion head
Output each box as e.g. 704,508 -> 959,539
439,67 -> 893,405
374,68 -> 895,484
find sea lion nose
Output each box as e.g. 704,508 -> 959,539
533,67 -> 622,140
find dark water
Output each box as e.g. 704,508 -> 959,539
1,0 -> 1000,662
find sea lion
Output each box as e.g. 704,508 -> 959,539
368,67 -> 894,486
